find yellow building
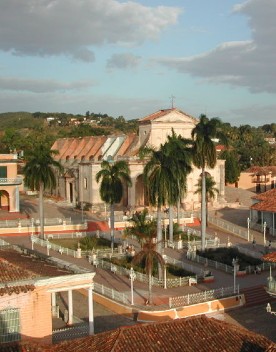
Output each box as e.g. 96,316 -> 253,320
0,153 -> 22,213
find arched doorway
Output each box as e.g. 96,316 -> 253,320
0,190 -> 10,211
135,175 -> 149,207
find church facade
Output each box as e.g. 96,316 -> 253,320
51,108 -> 225,212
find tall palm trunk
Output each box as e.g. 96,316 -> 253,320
110,203 -> 115,252
169,206 -> 174,242
156,206 -> 163,279
201,168 -> 206,251
39,182 -> 45,240
148,266 -> 153,305
156,205 -> 162,252
177,200 -> 180,225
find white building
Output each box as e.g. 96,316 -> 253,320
51,108 -> 225,211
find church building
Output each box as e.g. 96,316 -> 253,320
51,108 -> 225,212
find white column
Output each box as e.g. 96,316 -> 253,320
88,286 -> 94,335
52,292 -> 56,306
68,290 -> 73,325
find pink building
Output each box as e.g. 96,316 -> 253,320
0,247 -> 95,345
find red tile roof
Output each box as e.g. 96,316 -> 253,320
1,316 -> 275,351
247,166 -> 276,176
262,252 -> 276,263
0,248 -> 71,296
251,188 -> 276,213
138,108 -> 197,123
51,316 -> 275,352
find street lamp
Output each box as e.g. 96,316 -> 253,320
247,217 -> 250,242
232,258 -> 239,294
266,303 -> 276,315
162,255 -> 167,289
81,202 -> 84,222
263,221 -> 267,246
129,267 -> 136,305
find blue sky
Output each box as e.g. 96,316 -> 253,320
0,0 -> 275,126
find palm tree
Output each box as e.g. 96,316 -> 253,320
23,144 -> 62,239
142,132 -> 193,251
124,208 -> 156,245
165,131 -> 193,241
143,143 -> 176,254
194,174 -> 219,225
191,114 -> 228,250
131,228 -> 165,305
96,160 -> 132,251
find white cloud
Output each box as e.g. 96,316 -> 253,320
156,0 -> 276,94
0,0 -> 181,62
106,53 -> 141,70
0,77 -> 94,93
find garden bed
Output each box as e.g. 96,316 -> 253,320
197,247 -> 262,271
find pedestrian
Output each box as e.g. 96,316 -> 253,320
252,238 -> 256,248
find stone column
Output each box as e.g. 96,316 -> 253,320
88,286 -> 94,335
68,290 -> 73,325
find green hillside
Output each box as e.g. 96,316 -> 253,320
0,112 -> 43,130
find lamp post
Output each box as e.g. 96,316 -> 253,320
162,255 -> 167,289
263,221 -> 267,246
232,258 -> 239,294
247,217 -> 250,242
129,267 -> 136,305
81,202 -> 84,222
187,228 -> 191,245
266,303 -> 276,315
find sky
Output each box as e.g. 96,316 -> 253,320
0,0 -> 275,126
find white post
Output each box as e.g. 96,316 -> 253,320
232,258 -> 238,294
247,217 -> 250,242
130,267 -> 136,305
88,286 -> 94,335
264,221 -> 267,246
163,255 -> 167,289
164,265 -> 167,289
68,289 -> 73,325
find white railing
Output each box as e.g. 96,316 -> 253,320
98,258 -> 194,288
0,239 -> 10,246
208,215 -> 248,240
31,235 -> 78,257
0,177 -> 22,185
94,282 -> 128,304
0,217 -> 74,228
187,253 -> 233,274
169,286 -> 238,308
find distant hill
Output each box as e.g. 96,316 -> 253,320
0,112 -> 43,130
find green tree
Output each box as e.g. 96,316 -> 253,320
220,150 -> 240,184
191,114 -> 228,250
124,208 -> 156,245
164,131 -> 193,241
131,228 -> 165,305
23,144 -> 62,239
194,174 -> 219,225
96,160 -> 132,251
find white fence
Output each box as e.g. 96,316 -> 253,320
169,286 -> 238,308
98,257 -> 196,288
94,282 -> 128,304
0,217 -> 77,228
31,235 -> 78,257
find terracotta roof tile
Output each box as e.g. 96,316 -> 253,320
251,188 -> 276,213
262,252 -> 276,263
138,108 -> 197,123
1,317 -> 275,351
49,316 -> 275,352
246,166 -> 276,176
0,248 -> 72,296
